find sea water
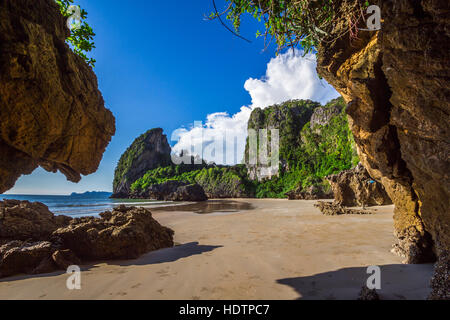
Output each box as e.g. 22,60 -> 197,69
0,193 -> 169,218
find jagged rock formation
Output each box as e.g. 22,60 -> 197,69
316,0 -> 449,264
0,0 -> 115,194
286,185 -> 333,200
0,200 -> 174,278
428,251 -> 449,300
314,201 -> 376,216
52,205 -> 174,260
244,97 -> 359,198
137,180 -> 207,202
112,128 -> 172,198
0,200 -> 71,241
0,240 -> 82,278
0,241 -> 55,278
51,249 -> 82,270
327,163 -> 392,207
310,98 -> 344,130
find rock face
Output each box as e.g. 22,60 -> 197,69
428,251 -> 449,300
314,201 -> 376,216
327,163 -> 392,207
286,185 -> 333,200
171,184 -> 208,202
316,0 -> 449,264
51,249 -> 81,270
0,241 -> 55,278
0,200 -> 71,241
130,164 -> 254,200
310,99 -> 344,130
112,128 -> 172,198
0,200 -> 174,278
144,181 -> 207,202
195,167 -> 253,199
245,100 -> 319,181
52,205 -> 174,260
0,0 -> 116,194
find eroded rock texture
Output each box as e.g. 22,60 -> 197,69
428,251 -> 449,300
0,0 -> 116,193
0,200 -> 174,278
286,185 -> 333,200
327,163 -> 392,207
317,0 -> 449,264
0,199 -> 71,241
314,201 -> 376,216
52,205 -> 174,260
0,241 -> 55,278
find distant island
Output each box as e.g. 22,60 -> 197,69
70,191 -> 112,198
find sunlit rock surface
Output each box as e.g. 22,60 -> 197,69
0,0 -> 115,193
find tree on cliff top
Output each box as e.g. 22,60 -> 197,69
56,0 -> 96,66
209,0 -> 369,53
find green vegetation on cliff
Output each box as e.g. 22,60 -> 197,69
249,98 -> 359,198
131,165 -> 254,198
246,100 -> 320,161
126,98 -> 358,200
113,128 -> 172,195
56,0 -> 96,66
210,0 -> 367,53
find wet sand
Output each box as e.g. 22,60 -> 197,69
0,199 -> 433,300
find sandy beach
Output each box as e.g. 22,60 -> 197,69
0,199 -> 433,300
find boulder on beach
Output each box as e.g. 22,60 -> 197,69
0,241 -> 56,278
314,201 -> 376,216
326,163 -> 392,207
286,185 -> 333,200
0,200 -> 71,241
52,249 -> 82,270
52,205 -> 174,260
0,200 -> 174,278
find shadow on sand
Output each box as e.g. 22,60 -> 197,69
113,242 -> 223,266
0,242 -> 222,282
277,263 -> 434,300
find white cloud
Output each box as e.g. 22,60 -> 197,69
171,50 -> 340,165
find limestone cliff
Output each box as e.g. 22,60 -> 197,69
0,0 -> 116,193
244,97 -> 359,198
112,128 -> 172,198
245,100 -> 319,181
316,0 -> 449,265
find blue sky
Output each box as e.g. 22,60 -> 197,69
6,0 -> 338,195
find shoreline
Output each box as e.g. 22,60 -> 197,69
0,199 -> 433,300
